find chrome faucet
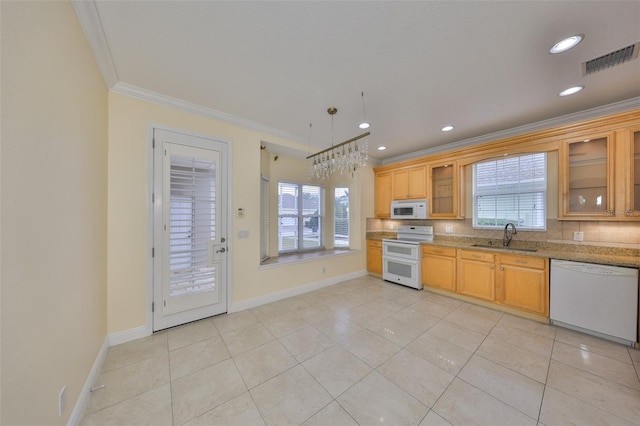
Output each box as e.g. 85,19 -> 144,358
503,223 -> 517,246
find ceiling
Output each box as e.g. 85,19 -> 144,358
75,1 -> 640,163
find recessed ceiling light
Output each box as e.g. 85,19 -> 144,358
441,125 -> 454,132
559,86 -> 584,96
550,34 -> 584,54
377,146 -> 387,151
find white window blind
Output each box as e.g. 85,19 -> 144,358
334,187 -> 349,248
473,153 -> 547,230
169,158 -> 216,296
278,182 -> 322,253
260,175 -> 269,261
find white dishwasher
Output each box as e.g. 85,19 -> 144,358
550,259 -> 638,346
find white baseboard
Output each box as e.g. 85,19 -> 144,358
229,269 -> 368,313
108,325 -> 149,346
67,337 -> 109,426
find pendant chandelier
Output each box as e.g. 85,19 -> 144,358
307,107 -> 370,180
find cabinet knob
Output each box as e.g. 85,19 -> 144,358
490,265 -> 495,270
500,266 -> 504,271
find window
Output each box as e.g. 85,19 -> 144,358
278,182 -> 322,253
334,187 -> 349,248
473,153 -> 547,230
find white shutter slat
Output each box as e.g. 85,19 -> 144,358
168,158 -> 217,297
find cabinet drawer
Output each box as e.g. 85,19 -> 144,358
368,240 -> 382,248
500,254 -> 545,269
459,250 -> 494,263
422,245 -> 456,257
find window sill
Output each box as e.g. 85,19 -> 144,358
259,248 -> 358,269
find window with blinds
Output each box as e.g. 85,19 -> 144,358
278,182 -> 322,253
260,175 -> 269,261
169,158 -> 216,296
334,187 -> 349,248
473,153 -> 547,230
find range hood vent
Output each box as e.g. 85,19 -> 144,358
583,42 -> 639,75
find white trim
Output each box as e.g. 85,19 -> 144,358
113,83 -> 309,146
382,96 -> 640,165
108,325 -> 149,346
71,0 -> 118,88
67,337 -> 109,426
229,269 -> 368,313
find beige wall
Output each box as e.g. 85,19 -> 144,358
107,93 -> 367,334
1,1 -> 108,424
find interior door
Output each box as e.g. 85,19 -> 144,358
153,128 -> 228,331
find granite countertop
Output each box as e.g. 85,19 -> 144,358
367,232 -> 640,268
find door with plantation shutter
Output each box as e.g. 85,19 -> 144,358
153,129 -> 228,331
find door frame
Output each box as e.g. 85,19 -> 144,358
146,123 -> 233,335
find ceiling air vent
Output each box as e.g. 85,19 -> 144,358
583,42 -> 639,75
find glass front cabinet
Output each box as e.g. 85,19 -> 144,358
559,129 -> 640,220
427,160 -> 463,218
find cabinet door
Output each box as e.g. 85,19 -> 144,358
374,172 -> 392,218
624,129 -> 640,218
560,134 -> 614,218
428,161 -> 459,218
392,166 -> 426,200
421,246 -> 456,291
457,251 -> 495,301
367,240 -> 383,275
498,255 -> 548,315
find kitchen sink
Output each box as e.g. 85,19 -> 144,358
470,244 -> 537,253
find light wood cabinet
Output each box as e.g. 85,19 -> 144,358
496,254 -> 548,316
457,250 -> 495,301
559,128 -> 640,221
367,239 -> 383,275
421,245 -> 456,291
427,160 -> 462,218
374,171 -> 392,218
620,127 -> 640,218
559,133 -> 614,218
392,165 -> 426,200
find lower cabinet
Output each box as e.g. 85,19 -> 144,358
497,254 -> 549,316
457,250 -> 496,301
367,239 -> 383,275
421,246 -> 456,291
420,247 -> 550,317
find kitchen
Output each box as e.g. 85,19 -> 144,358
367,108 -> 640,347
4,1 -> 640,425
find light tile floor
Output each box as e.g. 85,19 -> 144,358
81,275 -> 640,425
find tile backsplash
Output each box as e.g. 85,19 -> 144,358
366,218 -> 640,248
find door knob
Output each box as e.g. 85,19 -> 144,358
216,247 -> 226,253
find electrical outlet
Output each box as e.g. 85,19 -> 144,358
573,231 -> 584,242
59,386 -> 66,417
445,225 -> 453,234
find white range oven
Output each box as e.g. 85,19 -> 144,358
383,225 -> 433,289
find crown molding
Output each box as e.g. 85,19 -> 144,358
382,97 -> 640,165
112,82 -> 310,146
71,0 -> 118,88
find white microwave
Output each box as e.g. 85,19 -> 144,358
391,199 -> 428,219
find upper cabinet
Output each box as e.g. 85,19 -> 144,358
427,160 -> 463,218
622,128 -> 640,218
559,133 -> 614,218
392,165 -> 426,200
559,127 -> 640,221
374,171 -> 392,218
